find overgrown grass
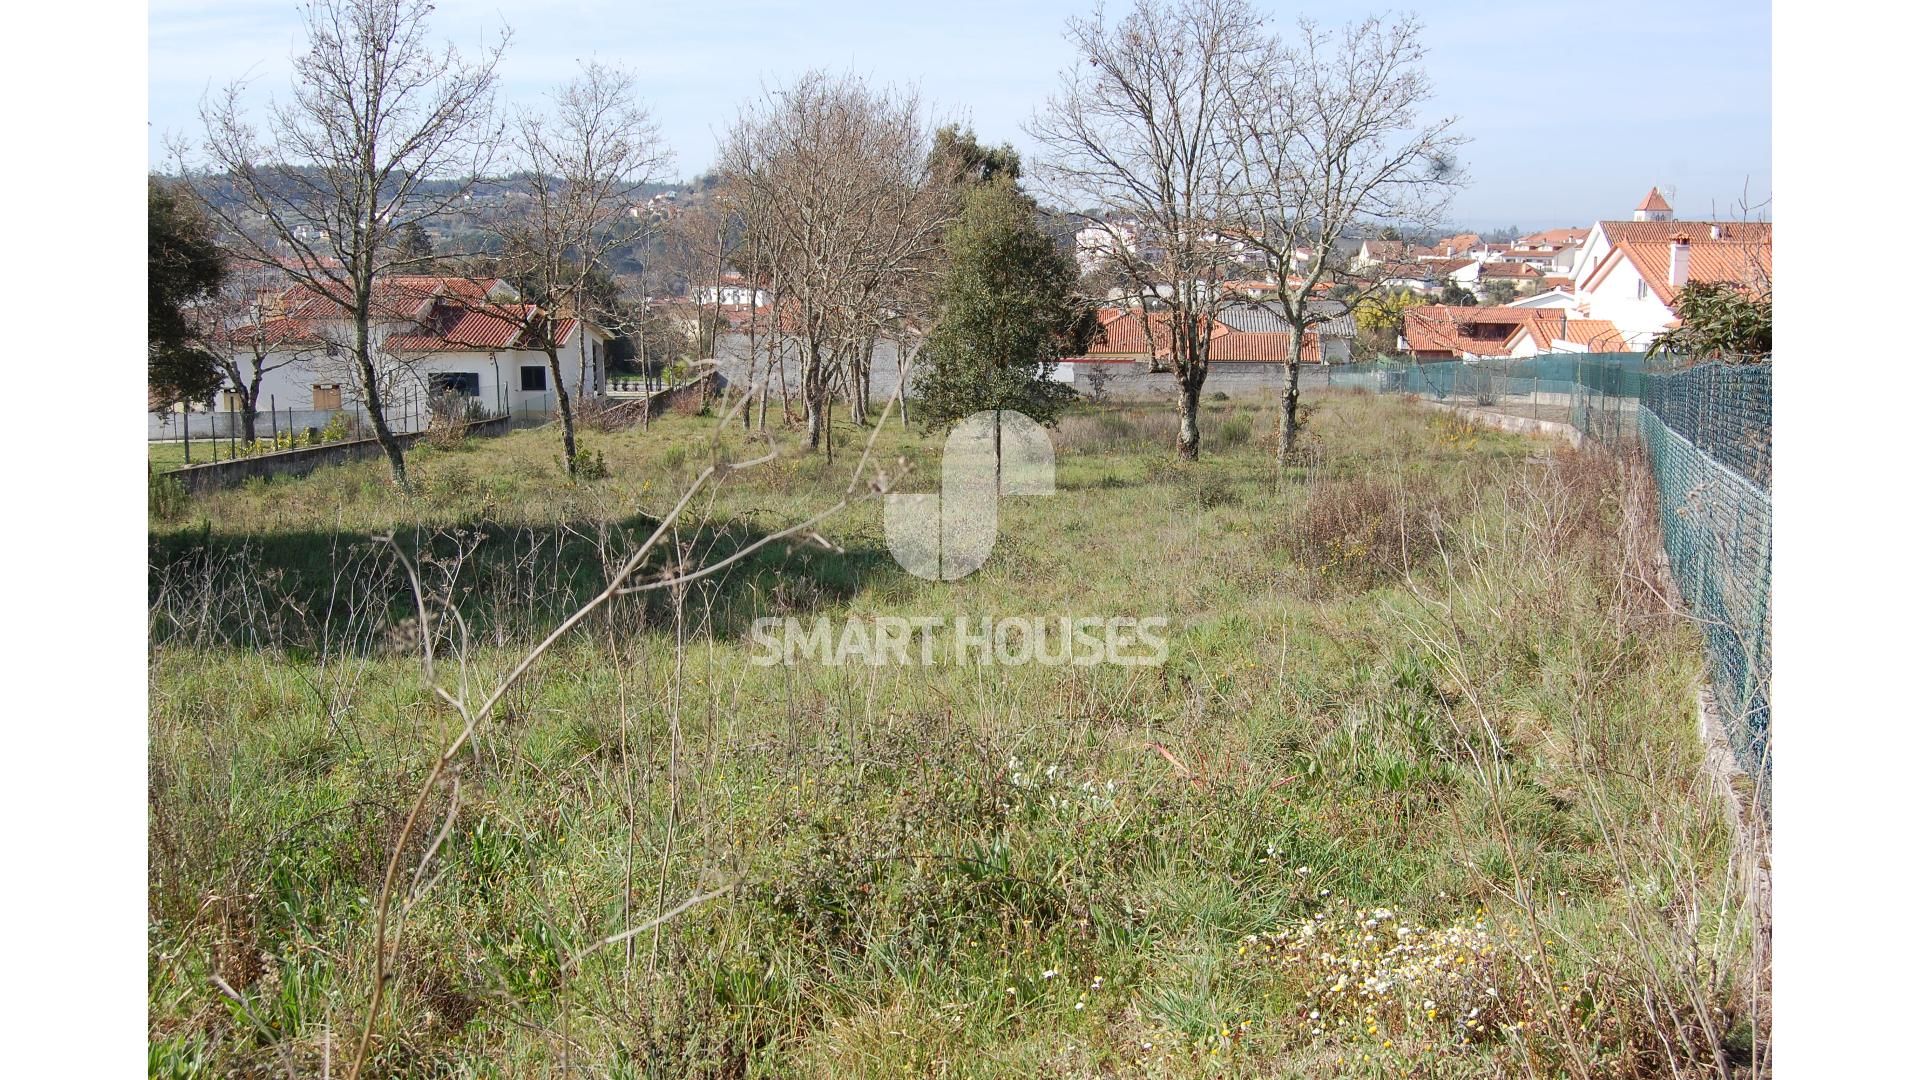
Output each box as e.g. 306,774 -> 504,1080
148,392 -> 1764,1077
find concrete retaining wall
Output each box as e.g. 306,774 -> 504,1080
708,333 -> 1376,405
161,415 -> 512,494
1416,400 -> 1584,446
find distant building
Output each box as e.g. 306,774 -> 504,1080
1632,186 -> 1674,222
694,272 -> 770,308
1399,305 -> 1629,360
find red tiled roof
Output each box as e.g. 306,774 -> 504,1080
1558,319 -> 1631,352
226,276 -> 585,357
385,304 -> 580,354
1430,234 -> 1483,257
1084,309 -> 1214,358
1515,226 -> 1589,250
1078,308 -> 1319,362
1598,220 -> 1770,245
1479,262 -> 1542,279
1210,329 -> 1320,362
1635,187 -> 1672,212
1404,306 -> 1628,358
1402,306 -> 1556,358
1598,238 -> 1772,307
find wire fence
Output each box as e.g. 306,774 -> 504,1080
1335,353 -> 1772,797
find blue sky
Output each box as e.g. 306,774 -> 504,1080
148,0 -> 1771,229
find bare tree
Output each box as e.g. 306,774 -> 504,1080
719,71 -> 949,450
1029,0 -> 1263,460
187,0 -> 506,488
487,61 -> 670,474
205,265 -> 322,442
1225,14 -> 1464,459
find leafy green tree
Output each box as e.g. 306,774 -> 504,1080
148,178 -> 226,409
1439,282 -> 1477,306
916,177 -> 1091,431
930,125 -> 1023,187
1648,282 -> 1771,362
395,221 -> 435,264
1353,289 -> 1420,359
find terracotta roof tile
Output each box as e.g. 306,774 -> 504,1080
1607,238 -> 1772,307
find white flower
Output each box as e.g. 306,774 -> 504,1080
1297,866 -> 1311,876
1042,969 -> 1058,980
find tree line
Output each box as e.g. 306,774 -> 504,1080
152,0 -> 1464,485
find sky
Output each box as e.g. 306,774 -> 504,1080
148,0 -> 1772,230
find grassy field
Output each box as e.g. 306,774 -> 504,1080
148,393 -> 1765,1077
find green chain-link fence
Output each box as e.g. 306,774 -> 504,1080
1325,353 -> 1772,795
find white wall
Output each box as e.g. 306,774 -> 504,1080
1579,259 -> 1674,347
222,323 -> 610,425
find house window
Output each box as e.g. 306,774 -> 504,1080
312,384 -> 343,410
429,372 -> 481,397
520,365 -> 548,392
219,390 -> 242,412
1635,278 -> 1648,300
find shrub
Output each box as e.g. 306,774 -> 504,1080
1281,473 -> 1465,588
1215,414 -> 1254,450
574,447 -> 610,482
318,412 -> 360,444
149,473 -> 189,521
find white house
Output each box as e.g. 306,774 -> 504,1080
222,275 -> 611,426
1503,287 -> 1578,310
1075,219 -> 1140,272
694,272 -> 770,308
1575,230 -> 1772,346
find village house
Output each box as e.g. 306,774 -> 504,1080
217,275 -> 611,425
694,271 -> 771,308
1051,306 -> 1329,395
1353,238 -> 1435,265
1074,218 -> 1140,272
1399,305 -> 1630,360
1562,187 -> 1772,346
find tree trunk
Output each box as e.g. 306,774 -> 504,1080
803,341 -> 826,450
354,311 -> 408,489
1175,371 -> 1202,461
1278,331 -> 1306,461
848,338 -> 871,426
549,348 -> 578,475
240,376 -> 261,444
896,343 -> 912,428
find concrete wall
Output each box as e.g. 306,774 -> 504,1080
1060,360 -> 1392,400
709,334 -> 1371,404
161,415 -> 512,494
